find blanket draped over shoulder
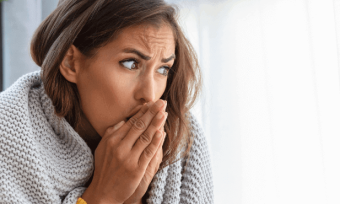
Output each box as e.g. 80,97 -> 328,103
0,71 -> 214,204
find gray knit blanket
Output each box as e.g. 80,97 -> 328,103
0,71 -> 214,204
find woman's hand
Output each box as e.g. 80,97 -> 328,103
81,99 -> 167,204
124,132 -> 165,204
124,102 -> 167,204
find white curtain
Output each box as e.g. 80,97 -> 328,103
2,0 -> 58,89
166,0 -> 340,203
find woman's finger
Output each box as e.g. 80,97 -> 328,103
113,120 -> 125,132
137,130 -> 163,169
121,100 -> 166,150
101,103 -> 149,141
130,110 -> 167,158
159,112 -> 168,132
143,132 -> 165,178
117,103 -> 151,136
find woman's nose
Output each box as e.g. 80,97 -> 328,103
134,73 -> 156,103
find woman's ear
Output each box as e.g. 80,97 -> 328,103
59,45 -> 82,83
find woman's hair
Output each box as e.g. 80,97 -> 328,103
31,0 -> 202,168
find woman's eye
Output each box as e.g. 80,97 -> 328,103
157,66 -> 170,76
121,60 -> 137,70
121,60 -> 170,76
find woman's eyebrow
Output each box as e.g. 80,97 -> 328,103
122,48 -> 175,63
123,48 -> 151,60
162,54 -> 176,63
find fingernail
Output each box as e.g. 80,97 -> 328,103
113,121 -> 124,131
157,130 -> 162,138
163,100 -> 167,111
157,111 -> 163,119
165,112 -> 168,119
156,100 -> 163,107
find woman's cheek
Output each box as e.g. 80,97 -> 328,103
156,80 -> 167,98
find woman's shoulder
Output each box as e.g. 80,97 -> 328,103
0,71 -> 41,109
186,111 -> 208,149
0,71 -> 41,131
186,111 -> 204,136
179,111 -> 214,203
180,111 -> 211,165
0,71 -> 94,203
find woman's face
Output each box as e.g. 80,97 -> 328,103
75,23 -> 175,136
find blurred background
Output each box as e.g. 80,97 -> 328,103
2,0 -> 340,203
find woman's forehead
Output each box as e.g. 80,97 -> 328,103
114,23 -> 176,57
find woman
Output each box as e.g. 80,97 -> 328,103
0,0 -> 213,204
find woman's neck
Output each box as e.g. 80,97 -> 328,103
74,113 -> 102,155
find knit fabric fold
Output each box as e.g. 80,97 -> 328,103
0,71 -> 214,204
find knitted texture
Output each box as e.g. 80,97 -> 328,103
0,71 -> 214,204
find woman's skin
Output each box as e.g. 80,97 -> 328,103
59,23 -> 176,204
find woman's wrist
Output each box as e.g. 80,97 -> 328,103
81,183 -> 121,204
81,185 -> 98,204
